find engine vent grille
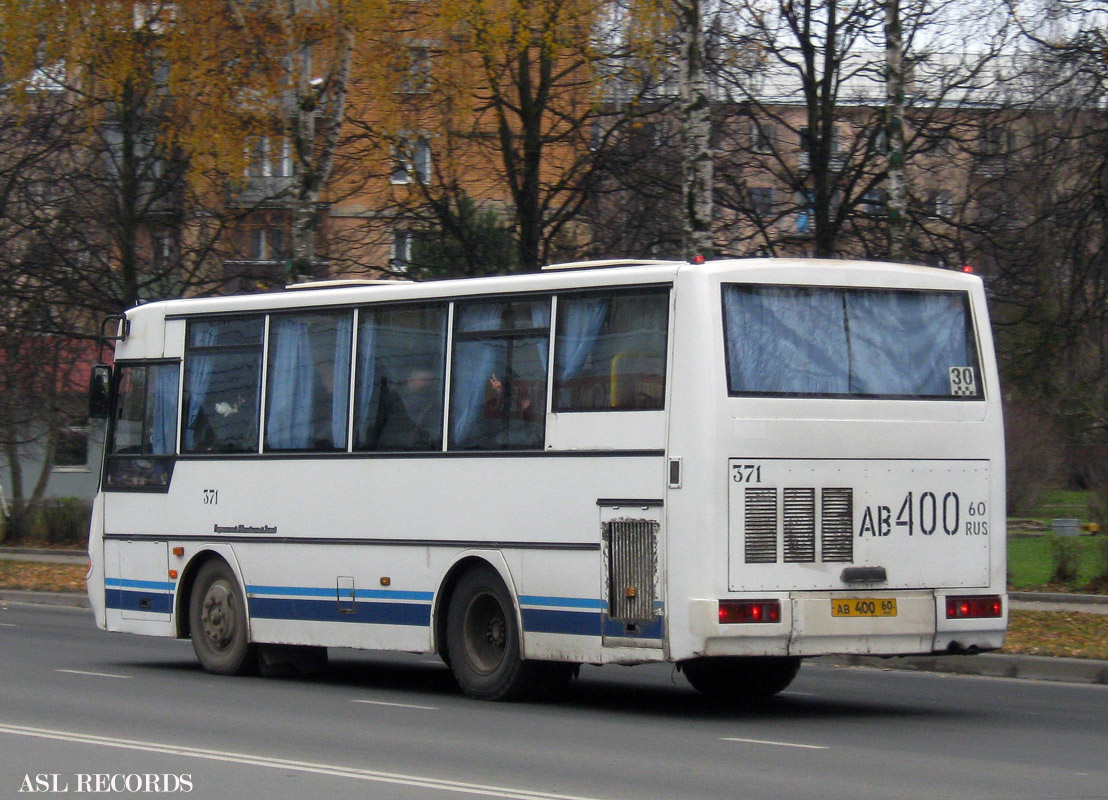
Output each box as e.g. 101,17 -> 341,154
743,486 -> 855,564
783,488 -> 816,562
605,519 -> 658,621
744,488 -> 778,563
820,488 -> 854,562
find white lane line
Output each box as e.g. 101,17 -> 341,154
0,722 -> 607,800
352,699 -> 439,711
780,691 -> 818,697
56,669 -> 130,680
721,737 -> 829,750
0,623 -> 16,627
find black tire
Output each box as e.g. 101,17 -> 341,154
446,565 -> 546,701
681,656 -> 801,703
189,559 -> 257,675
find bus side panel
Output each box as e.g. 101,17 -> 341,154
105,454 -> 664,662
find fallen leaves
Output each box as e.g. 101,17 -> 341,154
1003,610 -> 1108,660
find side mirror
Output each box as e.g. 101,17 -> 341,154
89,364 -> 112,419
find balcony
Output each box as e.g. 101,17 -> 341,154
228,176 -> 297,209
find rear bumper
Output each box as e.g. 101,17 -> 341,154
687,591 -> 1007,658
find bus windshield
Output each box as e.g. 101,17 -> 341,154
723,284 -> 983,399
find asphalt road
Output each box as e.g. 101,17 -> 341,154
1,602 -> 1105,800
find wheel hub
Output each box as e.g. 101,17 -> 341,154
201,582 -> 236,651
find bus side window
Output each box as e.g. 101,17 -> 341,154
182,317 -> 263,454
105,362 -> 179,489
265,311 -> 353,452
553,290 -> 669,412
449,298 -> 550,450
353,304 -> 448,452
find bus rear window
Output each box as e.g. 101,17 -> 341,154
722,285 -> 983,399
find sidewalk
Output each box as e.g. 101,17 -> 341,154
3,548 -> 1107,685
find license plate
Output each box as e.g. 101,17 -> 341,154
831,598 -> 898,617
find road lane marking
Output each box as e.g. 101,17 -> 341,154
352,699 -> 439,710
0,623 -> 16,627
721,737 -> 829,750
56,669 -> 130,679
0,723 -> 610,800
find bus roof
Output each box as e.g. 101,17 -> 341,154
125,258 -> 981,322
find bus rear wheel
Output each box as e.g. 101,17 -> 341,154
681,656 -> 801,703
189,559 -> 257,675
446,565 -> 547,701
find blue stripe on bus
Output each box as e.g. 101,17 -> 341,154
248,596 -> 432,626
104,577 -> 661,639
246,584 -> 435,603
521,608 -> 604,636
519,595 -> 607,610
105,589 -> 173,615
520,609 -> 663,639
105,578 -> 176,592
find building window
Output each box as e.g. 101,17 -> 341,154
749,122 -> 776,154
797,190 -> 813,234
979,127 -> 1016,158
930,190 -> 954,219
390,137 -> 432,185
863,189 -> 887,216
246,137 -> 292,178
391,230 -> 414,272
398,46 -> 432,93
54,420 -> 90,469
250,228 -> 286,261
748,187 -> 774,219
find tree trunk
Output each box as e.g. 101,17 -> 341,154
677,0 -> 714,260
884,0 -> 908,261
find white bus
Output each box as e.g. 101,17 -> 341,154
87,258 -> 1006,702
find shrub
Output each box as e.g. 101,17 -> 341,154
36,497 -> 92,545
1049,534 -> 1082,584
1005,400 -> 1065,516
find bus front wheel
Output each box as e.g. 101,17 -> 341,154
446,565 -> 546,701
189,559 -> 257,675
681,656 -> 801,703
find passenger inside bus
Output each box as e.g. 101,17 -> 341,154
373,366 -> 442,450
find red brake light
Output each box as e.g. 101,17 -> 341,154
719,599 -> 781,624
945,595 -> 1003,619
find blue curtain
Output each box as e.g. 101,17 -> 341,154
354,312 -> 379,446
150,364 -> 180,454
555,297 -> 609,382
531,300 -> 551,373
330,315 -> 353,448
846,291 -> 967,395
724,287 -> 849,394
183,322 -> 219,450
266,318 -> 314,449
450,304 -> 504,446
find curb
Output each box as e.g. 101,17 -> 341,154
0,590 -> 90,608
1011,591 -> 1108,606
817,652 -> 1108,685
0,547 -> 86,557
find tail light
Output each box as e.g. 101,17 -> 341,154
945,595 -> 1003,619
719,599 -> 781,624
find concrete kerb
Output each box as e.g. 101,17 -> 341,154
0,589 -> 90,608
